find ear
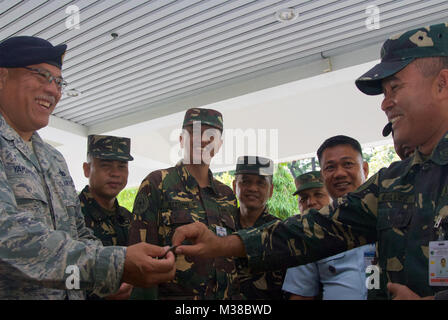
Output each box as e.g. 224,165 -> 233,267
179,134 -> 183,149
232,179 -> 237,194
0,68 -> 8,90
83,162 -> 91,178
362,161 -> 369,179
436,69 -> 448,98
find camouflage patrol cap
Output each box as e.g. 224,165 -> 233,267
293,171 -> 324,196
235,156 -> 274,176
182,108 -> 223,131
0,36 -> 67,69
356,22 -> 448,95
87,135 -> 134,161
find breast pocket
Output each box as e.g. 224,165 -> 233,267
377,204 -> 414,273
318,252 -> 346,277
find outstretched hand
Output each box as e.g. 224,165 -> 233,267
122,242 -> 176,287
172,221 -> 246,258
172,221 -> 221,258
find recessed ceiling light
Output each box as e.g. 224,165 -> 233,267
64,89 -> 82,98
275,8 -> 299,23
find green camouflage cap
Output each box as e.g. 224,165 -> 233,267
235,156 -> 274,176
87,135 -> 134,161
356,22 -> 448,95
182,108 -> 223,131
293,171 -> 324,196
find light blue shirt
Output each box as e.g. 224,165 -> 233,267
282,244 -> 375,300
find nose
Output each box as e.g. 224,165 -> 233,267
381,95 -> 395,112
109,165 -> 122,177
333,165 -> 347,179
42,80 -> 61,100
306,196 -> 317,208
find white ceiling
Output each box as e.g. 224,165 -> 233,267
1,0 -> 448,190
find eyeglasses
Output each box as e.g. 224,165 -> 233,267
21,67 -> 68,90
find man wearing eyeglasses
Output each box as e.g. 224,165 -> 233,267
0,36 -> 176,299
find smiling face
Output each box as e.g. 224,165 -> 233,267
381,60 -> 448,155
83,158 -> 129,201
297,187 -> 331,212
320,144 -> 369,199
0,63 -> 62,140
233,174 -> 273,211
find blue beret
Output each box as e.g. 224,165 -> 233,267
0,36 -> 67,69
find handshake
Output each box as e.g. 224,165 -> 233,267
121,221 -> 234,288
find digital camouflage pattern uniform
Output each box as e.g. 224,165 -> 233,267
236,23 -> 448,300
0,115 -> 125,299
128,108 -> 241,300
0,37 -> 125,300
233,156 -> 285,300
80,135 -> 134,247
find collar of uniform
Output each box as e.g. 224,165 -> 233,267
237,207 -> 270,226
80,185 -> 118,221
0,113 -> 42,169
429,130 -> 448,166
402,149 -> 425,176
175,160 -> 218,195
401,131 -> 448,177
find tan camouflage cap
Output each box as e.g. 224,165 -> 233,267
235,156 -> 274,176
293,171 -> 324,196
182,108 -> 223,131
356,22 -> 448,95
87,135 -> 134,161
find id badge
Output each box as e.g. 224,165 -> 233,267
429,241 -> 448,286
364,244 -> 376,270
216,226 -> 227,237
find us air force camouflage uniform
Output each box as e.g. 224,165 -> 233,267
0,37 -> 125,299
128,108 -> 241,300
80,135 -> 134,247
0,115 -> 125,299
236,23 -> 448,299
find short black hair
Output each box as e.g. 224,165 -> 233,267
317,135 -> 363,164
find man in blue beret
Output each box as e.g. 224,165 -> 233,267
0,36 -> 175,299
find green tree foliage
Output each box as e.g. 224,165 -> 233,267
116,187 -> 138,212
267,163 -> 299,219
362,144 -> 400,178
288,157 -> 320,179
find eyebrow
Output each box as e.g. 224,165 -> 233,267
324,157 -> 356,164
381,75 -> 401,89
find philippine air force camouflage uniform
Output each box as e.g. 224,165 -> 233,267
0,115 -> 125,299
79,186 -> 131,247
129,162 -> 241,299
236,209 -> 285,300
80,135 -> 134,247
237,24 -> 448,299
129,108 -> 240,300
